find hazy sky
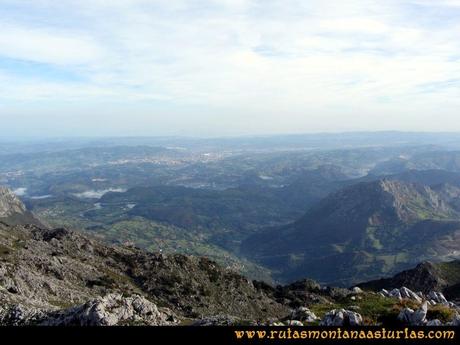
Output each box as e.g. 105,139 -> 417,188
1,0 -> 460,137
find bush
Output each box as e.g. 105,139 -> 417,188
427,305 -> 455,323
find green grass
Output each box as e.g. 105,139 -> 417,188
427,305 -> 456,323
310,293 -> 413,325
48,299 -> 75,309
435,261 -> 460,285
309,303 -> 340,318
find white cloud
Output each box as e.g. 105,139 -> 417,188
0,25 -> 103,65
0,0 -> 459,135
412,0 -> 460,7
318,18 -> 389,34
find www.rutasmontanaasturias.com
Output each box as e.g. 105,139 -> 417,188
234,328 -> 456,341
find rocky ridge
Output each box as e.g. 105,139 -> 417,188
0,222 -> 288,324
358,260 -> 460,301
0,187 -> 25,218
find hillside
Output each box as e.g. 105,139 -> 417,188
0,187 -> 26,218
358,260 -> 460,301
2,221 -> 460,326
1,185 -> 459,326
242,179 -> 460,285
371,151 -> 460,176
0,222 -> 287,322
0,185 -> 288,323
100,185 -> 296,234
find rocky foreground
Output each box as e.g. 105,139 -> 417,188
1,221 -> 459,326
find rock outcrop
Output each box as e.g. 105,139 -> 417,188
0,187 -> 42,226
379,286 -> 456,307
0,187 -> 26,218
427,291 -> 449,305
40,294 -> 177,326
380,286 -> 423,302
0,222 -> 287,325
359,261 -> 460,298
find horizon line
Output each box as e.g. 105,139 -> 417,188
3,130 -> 460,143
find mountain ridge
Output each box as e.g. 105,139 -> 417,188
242,179 -> 460,285
0,187 -> 43,226
357,260 -> 460,301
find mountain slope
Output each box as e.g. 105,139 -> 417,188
358,260 -> 460,300
242,179 -> 460,285
0,222 -> 287,321
96,184 -> 298,257
276,165 -> 350,211
1,187 -> 459,326
0,187 -> 42,226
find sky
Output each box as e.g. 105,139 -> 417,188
0,0 -> 460,138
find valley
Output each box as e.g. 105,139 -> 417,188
1,133 -> 460,286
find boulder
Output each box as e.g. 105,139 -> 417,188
428,291 -> 448,305
290,307 -> 318,323
397,308 -> 415,324
411,302 -> 428,325
285,320 -> 304,326
270,321 -> 285,326
427,319 -> 442,326
351,287 -> 363,294
389,288 -> 402,300
400,287 -> 422,303
321,309 -> 344,326
348,311 -> 363,326
397,302 -> 428,326
320,309 -> 363,326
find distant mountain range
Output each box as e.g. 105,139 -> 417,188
370,151 -> 460,176
243,177 -> 460,286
